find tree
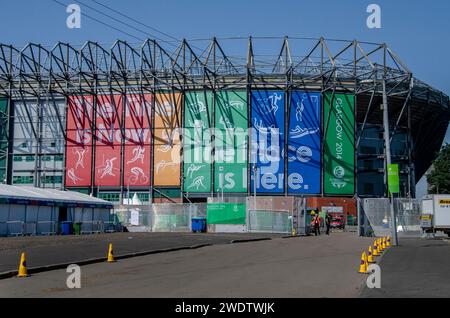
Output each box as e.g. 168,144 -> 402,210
427,144 -> 450,194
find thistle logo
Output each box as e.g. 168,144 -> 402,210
66,4 -> 81,29
332,165 -> 347,189
334,166 -> 345,179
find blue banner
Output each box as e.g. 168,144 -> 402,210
251,91 -> 285,194
288,91 -> 321,194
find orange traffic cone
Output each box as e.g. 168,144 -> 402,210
17,252 -> 28,278
373,240 -> 380,256
367,246 -> 375,263
107,243 -> 115,263
358,251 -> 368,274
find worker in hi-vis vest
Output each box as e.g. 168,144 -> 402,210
311,211 -> 321,236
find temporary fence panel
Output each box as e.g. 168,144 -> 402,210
113,203 -> 207,233
323,93 -> 355,195
362,198 -> 391,237
395,198 -> 421,234
246,196 -> 295,214
251,91 -> 285,194
362,198 -> 421,237
214,90 -> 248,193
288,91 -> 321,194
248,210 -> 292,234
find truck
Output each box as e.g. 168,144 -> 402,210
421,195 -> 450,237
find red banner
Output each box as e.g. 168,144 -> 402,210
94,94 -> 122,187
65,95 -> 94,187
123,93 -> 152,187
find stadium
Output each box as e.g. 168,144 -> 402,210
0,36 -> 448,214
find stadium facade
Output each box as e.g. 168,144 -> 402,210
0,37 -> 448,205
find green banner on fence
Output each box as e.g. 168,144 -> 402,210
388,164 -> 400,194
183,91 -> 213,193
207,203 -> 246,225
323,93 -> 355,195
214,90 -> 248,193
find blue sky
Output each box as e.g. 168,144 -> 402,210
0,0 -> 449,195
1,0 -> 449,95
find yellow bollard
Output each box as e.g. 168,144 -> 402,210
367,246 -> 375,263
373,240 -> 380,256
382,237 -> 387,250
387,236 -> 391,247
358,251 -> 368,274
17,252 -> 28,278
107,243 -> 115,263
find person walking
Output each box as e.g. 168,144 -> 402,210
326,213 -> 332,235
312,211 -> 321,236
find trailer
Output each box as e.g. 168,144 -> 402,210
421,195 -> 450,237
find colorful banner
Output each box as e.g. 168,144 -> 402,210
251,91 -> 285,194
153,92 -> 182,187
214,91 -> 248,193
94,94 -> 122,187
288,91 -> 321,194
123,93 -> 152,187
323,93 -> 355,195
207,203 -> 247,225
65,95 -> 94,187
388,164 -> 400,194
183,91 -> 213,193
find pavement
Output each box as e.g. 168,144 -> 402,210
0,232 -> 374,298
361,237 -> 450,298
0,232 -> 282,275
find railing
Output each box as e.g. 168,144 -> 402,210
0,221 -> 116,237
0,221 -> 57,237
80,221 -> 118,234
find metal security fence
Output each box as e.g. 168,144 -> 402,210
395,199 -> 421,234
248,210 -> 293,234
360,198 -> 421,237
113,203 -> 207,233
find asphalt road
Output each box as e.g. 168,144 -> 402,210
361,237 -> 450,298
0,232 -> 373,298
0,232 -> 282,274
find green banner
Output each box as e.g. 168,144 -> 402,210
183,92 -> 213,193
323,93 -> 355,195
388,164 -> 400,194
207,203 -> 247,225
214,91 -> 248,193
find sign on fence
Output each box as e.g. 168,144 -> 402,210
207,203 -> 246,225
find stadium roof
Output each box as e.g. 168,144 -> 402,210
0,185 -> 113,208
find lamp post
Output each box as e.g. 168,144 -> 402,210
383,78 -> 399,246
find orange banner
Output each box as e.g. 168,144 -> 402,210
153,92 -> 182,186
